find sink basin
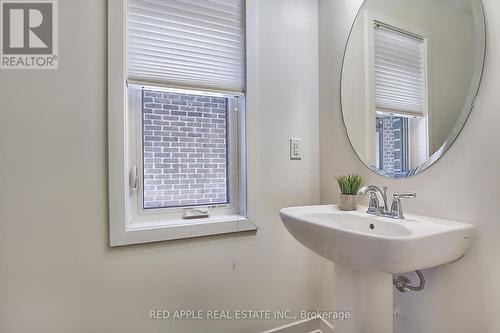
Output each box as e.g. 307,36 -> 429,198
279,205 -> 474,273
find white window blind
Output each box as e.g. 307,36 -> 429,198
127,0 -> 246,93
374,23 -> 426,116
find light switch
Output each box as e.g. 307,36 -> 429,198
290,138 -> 302,160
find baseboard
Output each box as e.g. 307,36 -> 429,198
260,318 -> 335,333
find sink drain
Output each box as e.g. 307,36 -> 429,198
369,224 -> 375,230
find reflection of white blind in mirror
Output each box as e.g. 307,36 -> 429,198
127,0 -> 245,93
374,23 -> 425,116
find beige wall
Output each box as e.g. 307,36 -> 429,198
4,0 -> 496,332
320,0 -> 500,332
0,1 -> 320,332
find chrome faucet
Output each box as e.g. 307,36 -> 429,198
358,185 -> 416,220
357,185 -> 388,215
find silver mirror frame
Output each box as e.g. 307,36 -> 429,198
340,0 -> 487,178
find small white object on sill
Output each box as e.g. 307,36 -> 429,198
183,207 -> 210,219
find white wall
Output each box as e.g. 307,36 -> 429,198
0,1 -> 320,332
320,0 -> 500,332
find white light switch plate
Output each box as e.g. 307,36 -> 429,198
290,138 -> 302,160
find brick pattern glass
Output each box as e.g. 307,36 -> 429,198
142,90 -> 228,209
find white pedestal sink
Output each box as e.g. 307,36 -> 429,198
280,205 -> 473,274
279,205 -> 474,333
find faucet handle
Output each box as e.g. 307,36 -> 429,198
391,192 -> 416,219
393,192 -> 416,199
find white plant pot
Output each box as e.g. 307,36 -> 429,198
339,194 -> 358,211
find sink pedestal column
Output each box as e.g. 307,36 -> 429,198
332,264 -> 393,333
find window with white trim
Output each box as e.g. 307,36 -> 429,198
373,22 -> 428,177
108,0 -> 255,246
127,84 -> 246,222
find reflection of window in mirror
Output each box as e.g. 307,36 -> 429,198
375,115 -> 409,176
372,22 -> 428,177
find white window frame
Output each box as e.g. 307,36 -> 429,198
128,84 -> 244,220
108,0 -> 257,247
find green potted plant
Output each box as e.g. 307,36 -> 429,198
335,174 -> 363,211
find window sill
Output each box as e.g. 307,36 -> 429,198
110,215 -> 257,247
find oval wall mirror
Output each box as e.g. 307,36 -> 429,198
341,0 -> 485,178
